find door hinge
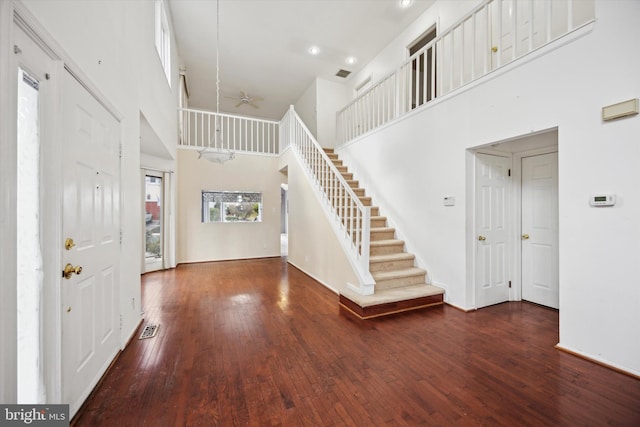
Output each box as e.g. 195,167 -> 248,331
508,280 -> 512,288
119,143 -> 123,159
119,314 -> 123,330
120,229 -> 123,245
508,169 -> 511,177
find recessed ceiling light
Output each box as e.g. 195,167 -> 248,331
400,0 -> 413,7
308,46 -> 320,55
346,56 -> 357,65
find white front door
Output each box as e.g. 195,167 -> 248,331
61,71 -> 121,416
476,153 -> 511,308
521,152 -> 559,308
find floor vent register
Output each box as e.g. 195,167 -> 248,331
139,324 -> 159,340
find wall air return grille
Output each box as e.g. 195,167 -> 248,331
335,69 -> 352,78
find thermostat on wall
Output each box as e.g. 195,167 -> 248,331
589,194 -> 616,207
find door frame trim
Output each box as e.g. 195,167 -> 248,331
142,169 -> 165,273
0,0 -> 18,402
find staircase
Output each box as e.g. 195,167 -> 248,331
324,149 -> 445,319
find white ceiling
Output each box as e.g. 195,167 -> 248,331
169,0 -> 435,120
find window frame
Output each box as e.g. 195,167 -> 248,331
202,191 -> 263,223
155,0 -> 171,86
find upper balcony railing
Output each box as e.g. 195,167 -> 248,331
336,0 -> 595,146
179,108 -> 280,155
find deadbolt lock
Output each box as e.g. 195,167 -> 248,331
522,234 -> 530,240
62,263 -> 82,279
478,235 -> 487,241
64,238 -> 76,250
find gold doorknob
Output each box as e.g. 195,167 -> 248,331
478,235 -> 487,241
62,263 -> 82,279
522,234 -> 530,240
491,46 -> 498,52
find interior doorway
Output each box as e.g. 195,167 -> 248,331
471,129 -> 559,309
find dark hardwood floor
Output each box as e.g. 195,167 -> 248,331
75,258 -> 640,426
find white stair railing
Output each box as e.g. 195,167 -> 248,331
337,0 -> 595,146
281,106 -> 375,295
179,108 -> 279,154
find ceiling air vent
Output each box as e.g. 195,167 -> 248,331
335,69 -> 352,78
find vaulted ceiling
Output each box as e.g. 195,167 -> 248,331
169,0 -> 435,120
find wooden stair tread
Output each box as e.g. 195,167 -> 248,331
372,267 -> 426,281
340,284 -> 444,308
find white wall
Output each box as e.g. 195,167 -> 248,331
18,0 -> 180,353
294,79 -> 317,138
295,78 -> 348,148
177,150 -> 282,262
337,0 -> 640,376
279,149 -> 359,293
316,78 -> 348,148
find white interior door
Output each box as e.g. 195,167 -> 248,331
521,152 -> 559,308
489,0 -> 545,68
488,0 -> 512,69
61,71 -> 121,416
476,153 -> 511,308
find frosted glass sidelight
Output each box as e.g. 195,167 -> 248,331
16,68 -> 46,404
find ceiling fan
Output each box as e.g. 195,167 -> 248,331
224,91 -> 264,109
